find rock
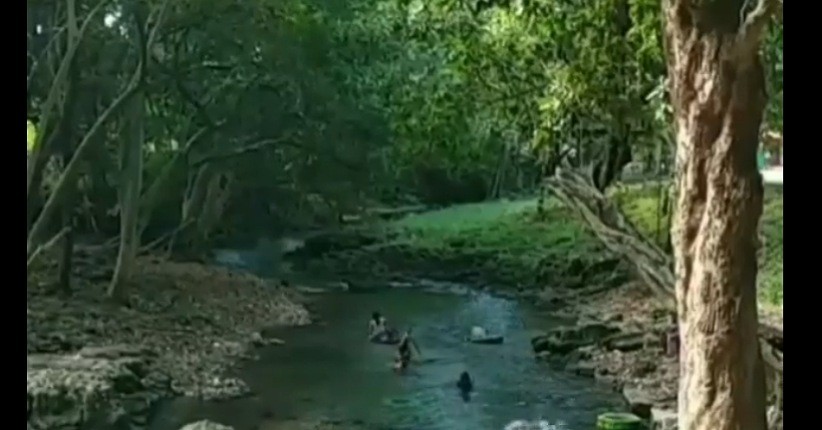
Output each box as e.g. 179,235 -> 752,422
604,332 -> 649,352
531,323 -> 620,354
567,361 -> 596,377
531,334 -> 586,354
250,332 -> 265,347
248,332 -> 284,347
650,407 -> 677,430
179,419 -> 235,430
622,386 -> 654,419
27,345 -> 160,430
198,376 -> 251,401
295,286 -> 327,295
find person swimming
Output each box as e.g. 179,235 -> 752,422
394,328 -> 421,371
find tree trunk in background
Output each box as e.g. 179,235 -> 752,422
591,0 -> 633,192
57,191 -> 75,294
663,0 -> 777,428
108,91 -> 144,299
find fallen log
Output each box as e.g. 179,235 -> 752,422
544,169 -> 783,369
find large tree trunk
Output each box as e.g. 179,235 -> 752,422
545,169 -> 782,428
663,0 -> 779,429
108,91 -> 144,299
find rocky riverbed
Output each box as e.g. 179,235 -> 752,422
530,281 -> 784,430
27,252 -> 310,430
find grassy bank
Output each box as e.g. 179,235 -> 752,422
371,182 -> 782,309
613,183 -> 784,309
390,198 -> 601,277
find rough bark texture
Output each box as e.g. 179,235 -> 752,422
108,92 -> 145,299
545,170 -> 782,414
663,0 -> 777,428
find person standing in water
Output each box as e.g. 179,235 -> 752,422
457,371 -> 473,401
394,327 -> 421,371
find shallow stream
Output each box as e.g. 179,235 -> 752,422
149,280 -> 624,430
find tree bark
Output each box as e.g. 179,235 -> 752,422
137,125 -> 215,238
108,91 -> 144,299
663,0 -> 778,429
544,169 -> 782,367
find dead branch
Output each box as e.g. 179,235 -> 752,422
26,227 -> 71,270
27,25 -> 68,88
139,219 -> 194,255
740,0 -> 781,50
544,169 -> 783,372
546,169 -> 676,304
190,134 -> 298,168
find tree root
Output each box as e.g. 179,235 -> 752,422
544,169 -> 783,371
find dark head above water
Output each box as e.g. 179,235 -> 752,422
457,371 -> 473,392
457,371 -> 473,402
372,311 -> 381,323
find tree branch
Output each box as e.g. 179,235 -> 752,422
26,227 -> 71,270
740,0 -> 781,49
544,169 -> 782,370
189,134 -> 299,168
27,0 -> 110,198
27,0 -> 171,257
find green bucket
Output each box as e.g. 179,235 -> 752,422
596,412 -> 644,430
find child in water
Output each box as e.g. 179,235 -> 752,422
393,328 -> 421,372
457,371 -> 473,401
368,311 -> 387,341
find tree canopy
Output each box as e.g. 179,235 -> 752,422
26,0 -> 783,265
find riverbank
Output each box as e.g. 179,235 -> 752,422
304,185 -> 783,429
292,198 -> 631,293
27,251 -> 310,430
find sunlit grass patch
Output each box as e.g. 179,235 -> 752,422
388,198 -> 599,274
613,183 -> 783,308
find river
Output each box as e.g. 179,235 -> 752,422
148,277 -> 624,430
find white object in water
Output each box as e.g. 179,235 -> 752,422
471,326 -> 487,338
504,420 -> 562,430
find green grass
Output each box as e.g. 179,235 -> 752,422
613,184 -> 784,308
759,188 -> 783,307
387,198 -> 600,277
384,184 -> 783,309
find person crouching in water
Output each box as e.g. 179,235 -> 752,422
394,328 -> 421,372
368,312 -> 388,341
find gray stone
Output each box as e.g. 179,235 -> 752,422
179,420 -> 235,430
567,361 -> 597,378
531,323 -> 620,355
27,344 -> 157,430
651,407 -> 677,430
622,386 -> 654,418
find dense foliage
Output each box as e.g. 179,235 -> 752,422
26,0 -> 783,247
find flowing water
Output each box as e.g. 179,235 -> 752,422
149,280 -> 624,430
